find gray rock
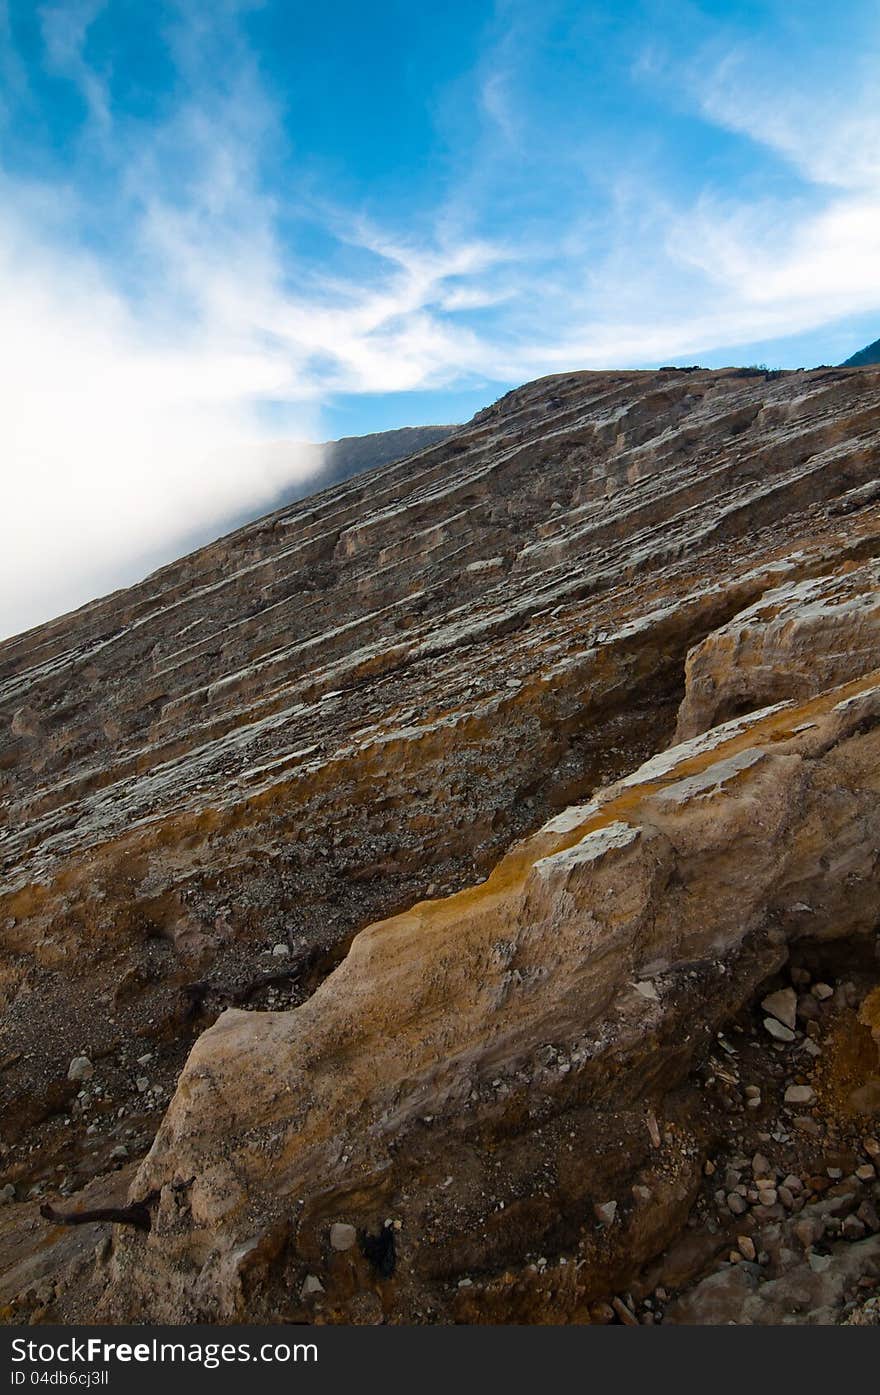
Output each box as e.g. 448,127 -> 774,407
761,988 -> 797,1030
329,1222 -> 357,1251
300,1274 -> 325,1298
764,1017 -> 795,1042
594,1200 -> 618,1226
796,993 -> 820,1022
784,1084 -> 816,1106
842,1216 -> 867,1241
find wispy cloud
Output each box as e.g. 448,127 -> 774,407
0,4 -> 509,637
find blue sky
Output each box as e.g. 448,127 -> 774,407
3,0 -> 880,634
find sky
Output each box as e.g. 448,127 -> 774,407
2,0 -> 880,638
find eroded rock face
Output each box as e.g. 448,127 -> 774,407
676,561 -> 880,740
1,365 -> 880,1323
95,675 -> 880,1321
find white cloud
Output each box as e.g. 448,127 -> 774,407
0,11 -> 511,639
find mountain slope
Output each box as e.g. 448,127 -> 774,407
842,337 -> 880,367
1,365 -> 879,1324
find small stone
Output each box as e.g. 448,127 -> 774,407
752,1202 -> 784,1222
761,988 -> 797,1030
863,1137 -> 880,1158
757,1188 -> 778,1206
752,1153 -> 772,1177
300,1274 -> 324,1298
329,1222 -> 357,1252
109,1145 -> 128,1161
856,1200 -> 880,1232
826,1167 -> 843,1180
842,1216 -> 867,1241
811,983 -> 834,1000
272,943 -> 290,958
67,1056 -> 93,1083
784,1084 -> 816,1106
808,1253 -> 832,1273
796,993 -> 820,1022
727,1193 -> 748,1216
135,1076 -> 149,1093
737,1235 -> 756,1261
744,1086 -> 761,1100
778,1186 -> 795,1210
590,1302 -> 615,1324
611,1296 -> 639,1326
764,1021 -> 797,1043
634,980 -> 659,1001
782,1174 -> 803,1192
0,1183 -> 14,1205
645,1109 -> 661,1149
793,1115 -> 820,1136
703,1159 -> 716,1176
794,1218 -> 819,1248
632,1185 -> 652,1204
457,1278 -> 473,1288
855,1164 -> 876,1181
136,1053 -> 153,1066
594,1200 -> 618,1226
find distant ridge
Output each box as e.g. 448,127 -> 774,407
215,423 -> 458,539
841,337 -> 880,367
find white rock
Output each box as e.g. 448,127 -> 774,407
300,1274 -> 324,1298
634,980 -> 659,1001
67,1056 -> 93,1083
272,944 -> 290,958
135,1076 -> 149,1093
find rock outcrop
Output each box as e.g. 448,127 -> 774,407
1,365 -> 879,1324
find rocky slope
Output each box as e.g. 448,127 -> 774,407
172,424 -> 457,560
1,365 -> 879,1324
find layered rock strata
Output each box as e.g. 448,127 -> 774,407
1,365 -> 880,1322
